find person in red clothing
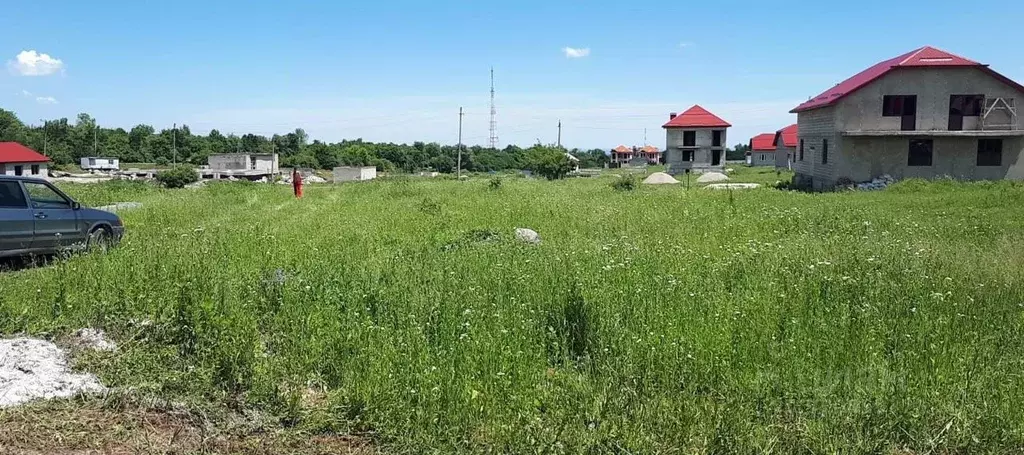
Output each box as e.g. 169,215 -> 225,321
292,168 -> 303,198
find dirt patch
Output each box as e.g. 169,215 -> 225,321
0,400 -> 375,455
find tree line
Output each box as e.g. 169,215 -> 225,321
0,109 -> 614,173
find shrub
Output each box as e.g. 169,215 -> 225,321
488,176 -> 503,190
611,174 -> 637,191
155,164 -> 199,188
526,146 -> 574,180
154,156 -> 170,166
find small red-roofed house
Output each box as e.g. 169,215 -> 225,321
661,105 -> 731,174
748,133 -> 776,167
0,142 -> 50,180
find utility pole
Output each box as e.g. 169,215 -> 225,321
172,123 -> 177,165
93,126 -> 98,155
557,120 -> 562,148
39,119 -> 47,156
457,107 -> 464,179
644,128 -> 647,146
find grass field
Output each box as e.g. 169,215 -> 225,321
2,175 -> 1024,453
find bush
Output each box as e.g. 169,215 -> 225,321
155,164 -> 199,188
610,174 -> 637,191
526,146 -> 574,180
488,176 -> 503,190
154,156 -> 170,166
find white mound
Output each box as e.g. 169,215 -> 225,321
696,172 -> 730,183
642,172 -> 680,185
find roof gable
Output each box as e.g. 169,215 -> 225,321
612,145 -> 631,153
662,105 -> 731,128
790,46 -> 1024,113
773,124 -> 798,147
0,142 -> 49,164
750,133 -> 776,151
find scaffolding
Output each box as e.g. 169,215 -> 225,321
981,97 -> 1018,130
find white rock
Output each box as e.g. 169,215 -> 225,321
95,202 -> 142,213
514,228 -> 541,244
306,175 -> 327,183
696,172 -> 730,183
70,328 -> 117,352
0,338 -> 106,408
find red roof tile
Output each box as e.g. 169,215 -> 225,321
612,145 -> 631,153
791,46 -> 1024,113
750,133 -> 776,151
773,124 -> 798,148
640,145 -> 660,153
662,105 -> 731,128
0,142 -> 49,164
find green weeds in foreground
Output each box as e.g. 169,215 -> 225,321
1,178 -> 1023,453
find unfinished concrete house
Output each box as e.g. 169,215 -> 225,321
790,46 -> 1023,189
205,153 -> 279,180
332,166 -> 377,182
748,133 -> 776,166
662,105 -> 730,175
773,124 -> 797,170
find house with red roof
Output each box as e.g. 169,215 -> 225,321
790,46 -> 1023,189
773,124 -> 798,170
0,142 -> 50,180
661,105 -> 730,174
748,133 -> 776,167
609,144 -> 662,167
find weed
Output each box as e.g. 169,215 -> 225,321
610,174 -> 637,191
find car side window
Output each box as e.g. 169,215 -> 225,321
24,182 -> 71,209
0,181 -> 29,208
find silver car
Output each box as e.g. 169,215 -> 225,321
0,176 -> 124,258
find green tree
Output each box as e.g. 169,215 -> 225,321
525,145 -> 574,180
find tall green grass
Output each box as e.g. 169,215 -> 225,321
2,178 -> 1023,453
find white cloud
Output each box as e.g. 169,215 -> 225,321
679,42 -> 695,48
7,50 -> 65,76
562,47 -> 590,59
20,89 -> 32,97
35,96 -> 58,105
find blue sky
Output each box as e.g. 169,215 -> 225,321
3,0 -> 1023,150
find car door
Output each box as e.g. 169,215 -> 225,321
23,180 -> 83,251
0,180 -> 34,255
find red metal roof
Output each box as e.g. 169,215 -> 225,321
0,142 -> 49,164
790,46 -> 1024,113
773,124 -> 798,148
749,133 -> 776,151
662,105 -> 731,128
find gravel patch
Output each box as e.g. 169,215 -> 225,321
0,338 -> 106,408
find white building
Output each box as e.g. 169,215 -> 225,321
0,142 -> 50,180
208,153 -> 279,174
80,157 -> 120,171
332,166 -> 377,182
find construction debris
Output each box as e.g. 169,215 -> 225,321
69,328 -> 117,352
0,338 -> 106,408
855,174 -> 895,191
705,183 -> 761,190
95,202 -> 142,213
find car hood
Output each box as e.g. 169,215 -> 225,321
80,207 -> 123,224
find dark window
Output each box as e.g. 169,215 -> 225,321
681,150 -> 693,161
799,139 -> 804,161
883,95 -> 918,116
14,165 -> 23,176
908,139 -> 933,166
683,131 -> 696,147
950,95 -> 984,116
0,181 -> 28,208
712,130 -> 723,147
31,165 -> 40,175
822,139 -> 829,164
977,139 -> 1002,166
24,182 -> 71,209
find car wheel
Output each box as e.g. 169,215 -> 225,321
88,227 -> 113,253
